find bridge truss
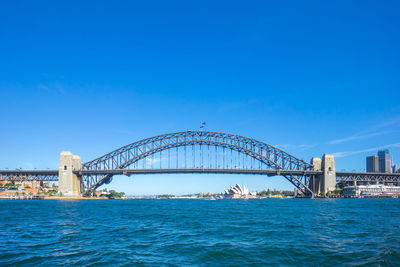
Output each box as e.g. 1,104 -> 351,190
336,172 -> 400,184
0,170 -> 58,182
81,130 -> 314,196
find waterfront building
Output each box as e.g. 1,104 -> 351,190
0,179 -> 57,198
343,184 -> 400,198
224,184 -> 256,198
366,155 -> 379,172
22,180 -> 40,189
378,149 -> 391,173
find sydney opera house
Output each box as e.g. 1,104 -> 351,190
224,184 -> 257,198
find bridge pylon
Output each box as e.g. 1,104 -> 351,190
310,154 -> 336,196
310,157 -> 322,194
58,151 -> 83,197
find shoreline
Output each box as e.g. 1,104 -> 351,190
0,196 -> 110,200
1,195 -> 399,200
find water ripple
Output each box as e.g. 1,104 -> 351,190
1,199 -> 400,265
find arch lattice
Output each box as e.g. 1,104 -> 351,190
81,131 -> 313,196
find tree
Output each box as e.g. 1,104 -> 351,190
47,189 -> 58,196
257,190 -> 267,196
108,190 -> 125,198
156,194 -> 175,198
281,190 -> 294,197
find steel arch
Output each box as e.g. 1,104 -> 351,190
81,130 -> 313,195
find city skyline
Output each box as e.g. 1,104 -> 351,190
1,0 -> 400,194
366,149 -> 399,174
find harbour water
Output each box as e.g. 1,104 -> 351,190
1,199 -> 399,266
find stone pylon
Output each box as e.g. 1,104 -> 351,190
322,154 -> 336,194
58,151 -> 82,197
311,157 -> 322,194
310,154 -> 336,195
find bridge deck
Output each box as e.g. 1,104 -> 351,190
77,168 -> 322,176
0,170 -> 59,181
1,169 -> 399,183
336,171 -> 400,182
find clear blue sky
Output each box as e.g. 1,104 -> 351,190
1,0 -> 399,195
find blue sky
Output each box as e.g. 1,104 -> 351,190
1,0 -> 399,195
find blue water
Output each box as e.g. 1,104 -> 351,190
0,199 -> 399,266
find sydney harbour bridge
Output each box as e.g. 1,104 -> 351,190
1,130 -> 399,197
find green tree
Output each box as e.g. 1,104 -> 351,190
108,190 -> 125,198
48,189 -> 58,196
257,190 -> 267,196
281,190 -> 294,197
156,194 -> 175,198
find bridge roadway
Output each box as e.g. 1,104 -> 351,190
0,170 -> 58,181
1,169 -> 400,183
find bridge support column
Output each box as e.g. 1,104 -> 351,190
311,154 -> 336,196
322,154 -> 336,195
311,157 -> 322,195
58,151 -> 82,197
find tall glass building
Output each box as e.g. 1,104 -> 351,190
378,149 -> 391,173
393,164 -> 399,173
366,155 -> 379,172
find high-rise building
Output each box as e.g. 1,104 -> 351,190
393,164 -> 399,174
378,149 -> 391,173
366,155 -> 379,172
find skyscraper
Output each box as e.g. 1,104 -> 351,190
366,155 -> 379,172
378,149 -> 391,173
393,164 -> 399,174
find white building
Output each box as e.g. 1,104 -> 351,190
343,184 -> 400,198
224,184 -> 257,198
